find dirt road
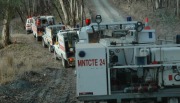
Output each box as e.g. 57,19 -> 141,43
89,0 -> 125,22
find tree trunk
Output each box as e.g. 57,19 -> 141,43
81,0 -> 84,27
76,1 -> 79,20
155,0 -> 159,9
159,0 -> 163,8
73,0 -> 76,27
70,0 -> 73,14
177,0 -> 179,17
16,8 -> 25,24
23,0 -> 29,16
32,0 -> 36,16
2,1 -> 11,47
52,1 -> 64,24
59,0 -> 69,25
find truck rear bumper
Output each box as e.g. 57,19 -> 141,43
26,30 -> 32,33
77,88 -> 180,102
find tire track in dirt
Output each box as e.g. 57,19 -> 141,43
23,67 -> 76,103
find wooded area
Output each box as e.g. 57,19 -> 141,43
122,0 -> 180,16
0,0 -> 85,47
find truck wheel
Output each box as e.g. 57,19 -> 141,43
42,39 -> 47,48
107,100 -> 117,103
36,36 -> 39,41
49,45 -> 53,53
54,51 -> 59,60
61,55 -> 68,68
33,33 -> 36,38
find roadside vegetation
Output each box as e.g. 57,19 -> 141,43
0,34 -> 63,84
0,53 -> 16,84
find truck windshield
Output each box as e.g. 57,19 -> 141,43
67,33 -> 79,47
52,27 -> 64,34
42,19 -> 48,25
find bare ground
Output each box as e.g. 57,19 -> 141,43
0,34 -> 77,103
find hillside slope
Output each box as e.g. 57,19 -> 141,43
109,0 -> 180,38
0,34 -> 77,103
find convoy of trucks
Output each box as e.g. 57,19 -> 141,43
25,14 -> 180,103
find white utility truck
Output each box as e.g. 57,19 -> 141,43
76,16 -> 180,103
42,25 -> 65,52
32,16 -> 55,41
25,17 -> 36,34
54,30 -> 79,68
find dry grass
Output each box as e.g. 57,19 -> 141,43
0,34 -> 61,84
0,53 -> 16,84
0,51 -> 41,84
0,42 -> 3,49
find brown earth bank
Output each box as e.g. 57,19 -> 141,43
109,0 -> 180,38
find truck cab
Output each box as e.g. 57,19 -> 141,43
54,30 -> 79,68
42,25 -> 65,52
32,16 -> 55,41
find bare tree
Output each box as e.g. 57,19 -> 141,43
59,0 -> 69,25
52,0 -> 64,24
1,0 -> 12,46
177,0 -> 179,17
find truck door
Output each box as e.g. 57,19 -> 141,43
76,43 -> 107,96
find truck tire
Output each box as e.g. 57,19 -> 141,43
49,45 -> 53,53
54,51 -> 59,60
36,36 -> 39,41
84,101 -> 98,103
33,34 -> 36,38
176,35 -> 180,44
107,100 -> 117,103
61,55 -> 68,68
36,35 -> 42,41
26,31 -> 29,35
42,39 -> 47,48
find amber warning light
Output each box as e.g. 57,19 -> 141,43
85,19 -> 91,25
